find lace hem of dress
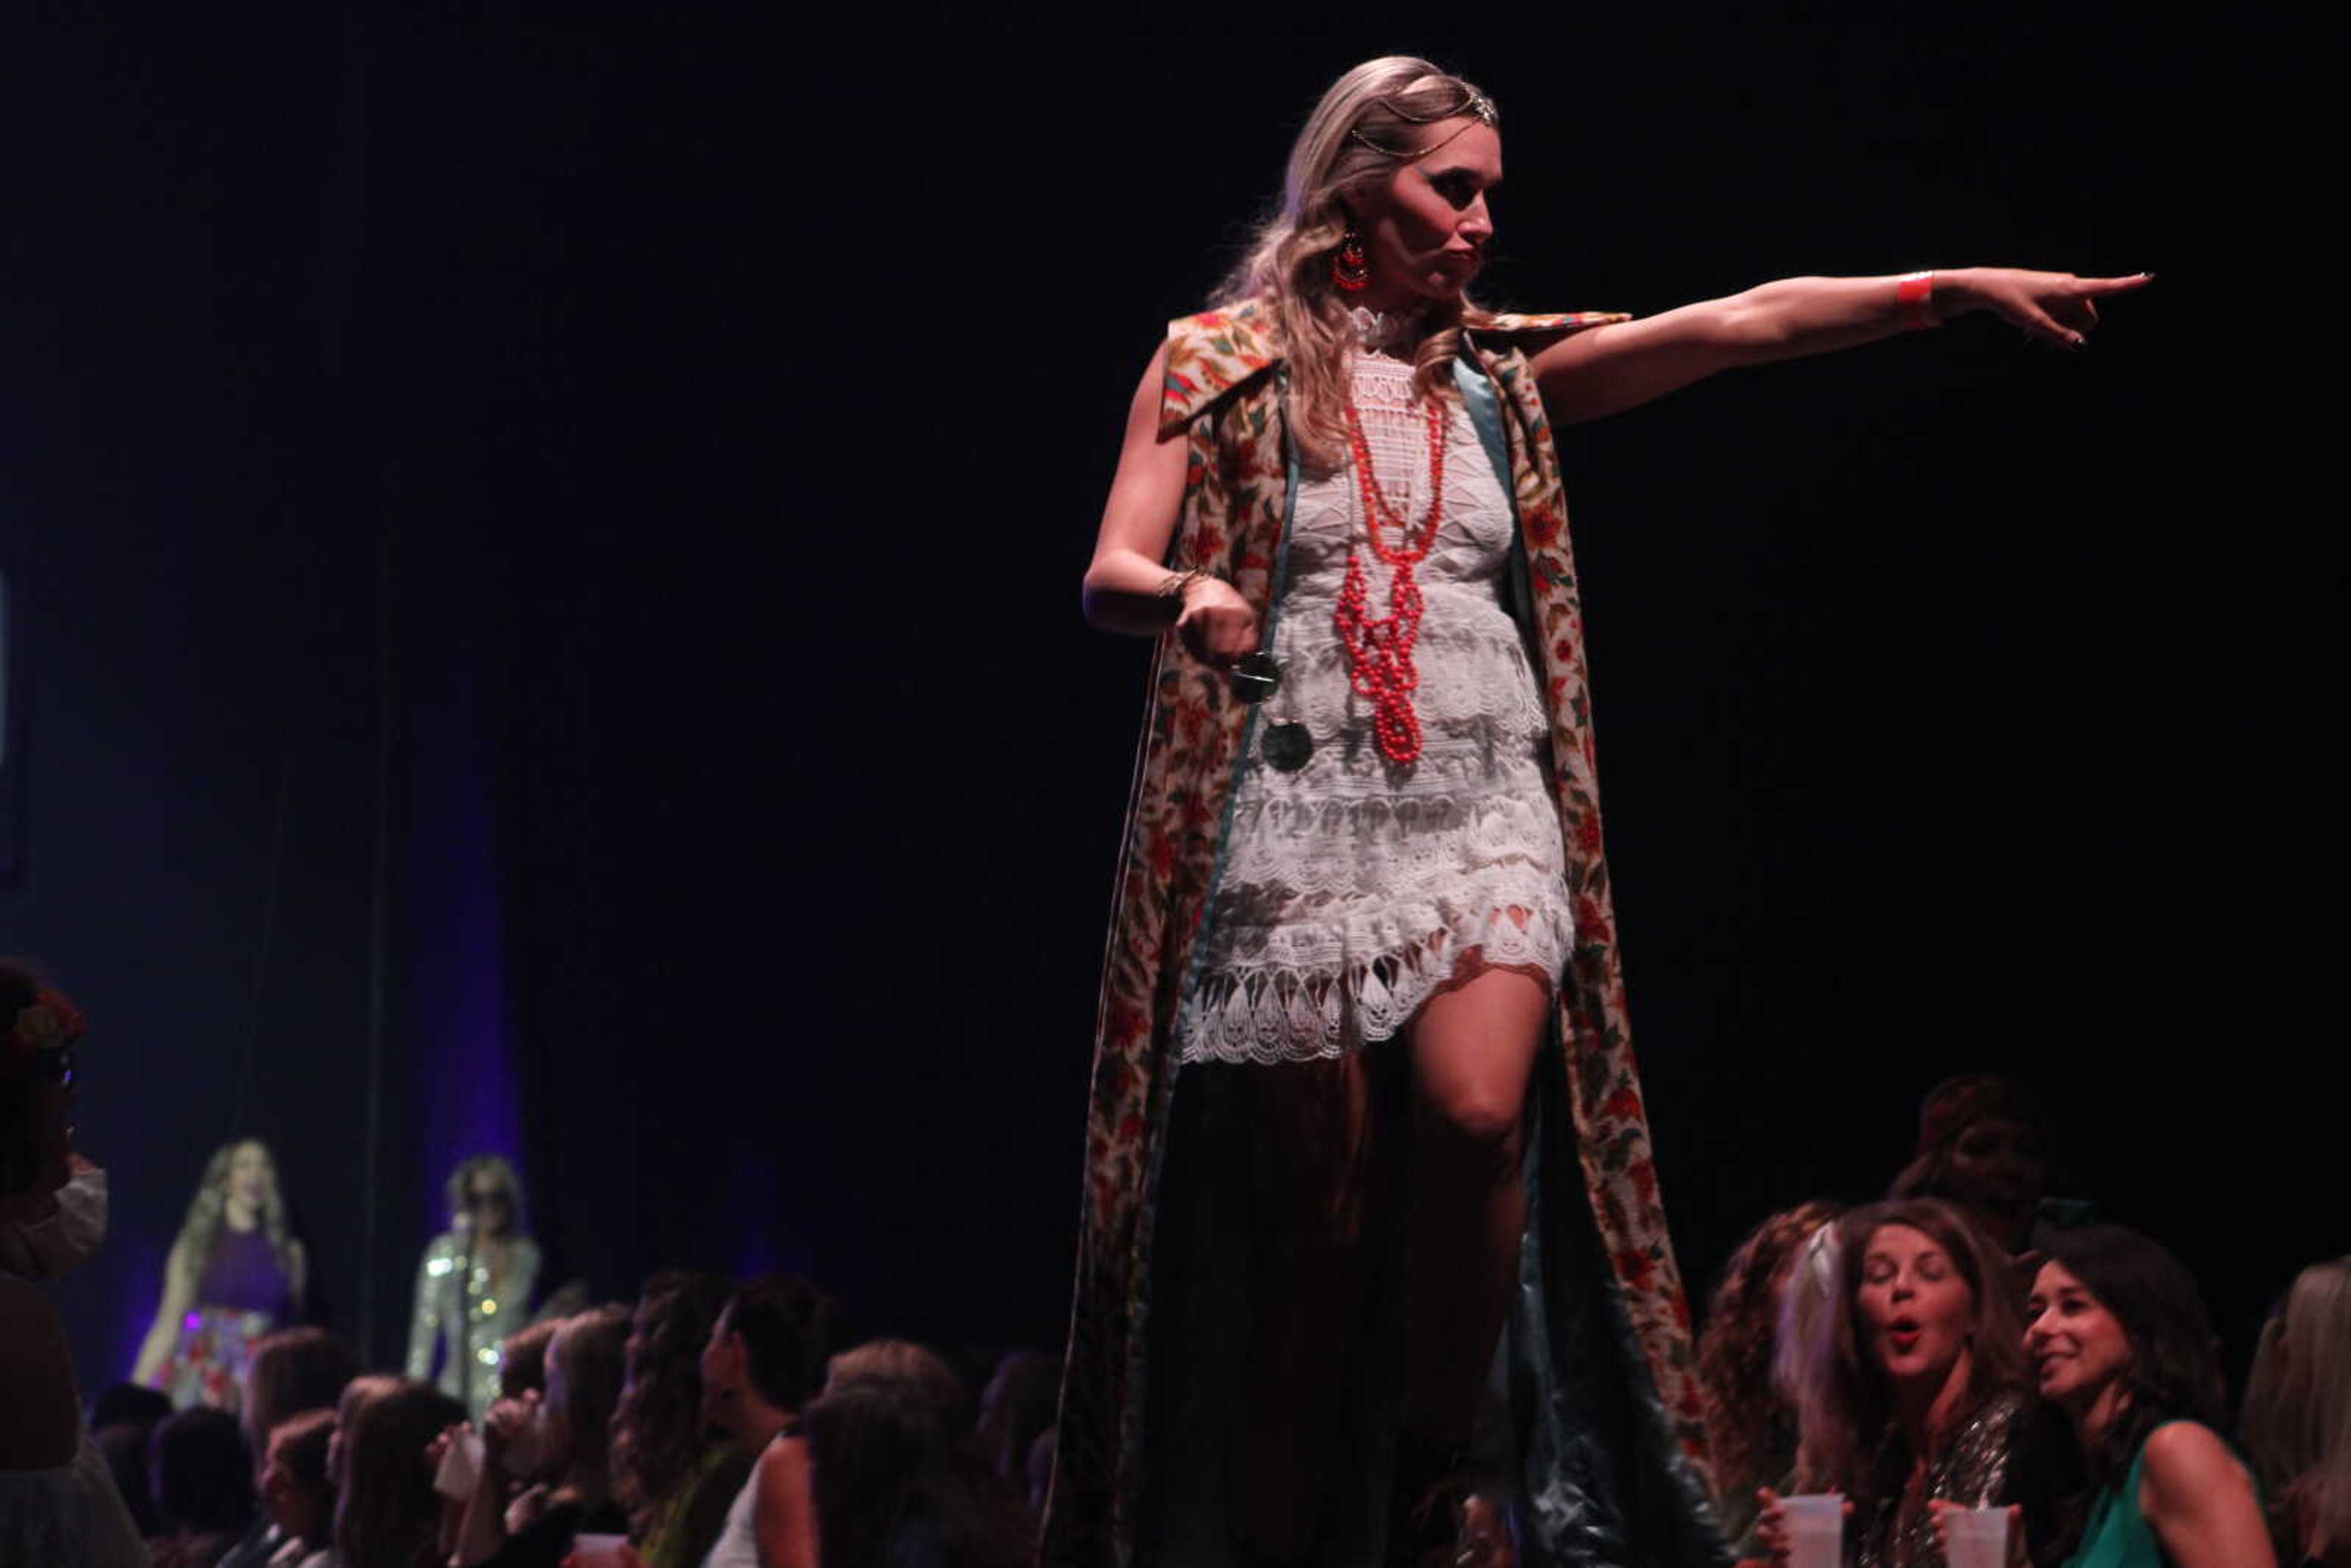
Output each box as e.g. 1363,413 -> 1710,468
1174,902 -> 1573,1064
1217,790 -> 1565,899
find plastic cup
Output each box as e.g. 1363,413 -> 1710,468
1942,1506 -> 2010,1568
430,1428 -> 482,1500
570,1534 -> 629,1568
1779,1493 -> 1844,1568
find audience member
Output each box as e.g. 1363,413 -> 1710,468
498,1318 -> 564,1400
334,1379 -> 466,1568
94,1382 -> 175,1431
0,963 -> 153,1567
95,1419 -> 165,1538
2243,1256 -> 2351,1567
1890,1074 -> 2078,1259
90,1383 -> 173,1536
148,1405 -> 258,1566
611,1270 -> 751,1568
327,1373 -> 403,1499
1697,1201 -> 1842,1545
216,1322 -> 360,1566
828,1337 -> 975,1430
1024,1425 -> 1056,1523
1757,1198 -> 2030,1567
227,1409 -> 334,1568
699,1275 -> 833,1568
975,1349 -> 1060,1496
132,1139 -> 309,1409
241,1327 -> 361,1466
803,1379 -> 1029,1568
837,1335 -> 1039,1542
407,1154 -> 542,1420
2014,1224 -> 2273,1568
13,953 -> 2327,1568
452,1305 -> 630,1566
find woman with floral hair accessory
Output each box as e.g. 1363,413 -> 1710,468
1056,51 -> 2150,1568
132,1136 -> 309,1408
1,959 -> 152,1567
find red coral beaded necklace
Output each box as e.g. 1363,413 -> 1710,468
1334,389 -> 1448,766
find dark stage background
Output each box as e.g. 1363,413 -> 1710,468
2,3 -> 2333,1403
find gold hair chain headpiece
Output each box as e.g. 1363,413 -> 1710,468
1347,84 -> 1498,160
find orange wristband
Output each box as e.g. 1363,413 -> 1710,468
1897,270 -> 1940,329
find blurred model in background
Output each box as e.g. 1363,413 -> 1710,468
132,1139 -> 307,1409
406,1153 -> 539,1420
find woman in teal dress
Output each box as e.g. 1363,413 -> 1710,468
2015,1225 -> 2273,1568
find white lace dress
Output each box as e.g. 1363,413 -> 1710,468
1173,348 -> 1575,1065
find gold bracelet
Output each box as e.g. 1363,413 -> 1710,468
1157,568 -> 1207,615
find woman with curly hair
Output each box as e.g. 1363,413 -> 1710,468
2243,1256 -> 2351,1567
612,1271 -> 752,1568
1697,1201 -> 1843,1545
131,1139 -> 308,1408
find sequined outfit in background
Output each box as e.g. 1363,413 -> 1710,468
1852,1392 -> 2025,1568
405,1231 -> 540,1420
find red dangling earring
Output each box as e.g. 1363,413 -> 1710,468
1331,228 -> 1370,293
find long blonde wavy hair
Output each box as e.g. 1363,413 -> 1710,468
176,1137 -> 298,1290
1213,56 -> 1500,473
2243,1258 -> 2351,1563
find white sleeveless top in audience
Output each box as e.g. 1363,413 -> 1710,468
701,1435 -> 768,1568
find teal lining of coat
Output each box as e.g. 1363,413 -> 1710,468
1460,347 -> 1734,1566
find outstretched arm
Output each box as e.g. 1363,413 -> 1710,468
1534,268 -> 2152,425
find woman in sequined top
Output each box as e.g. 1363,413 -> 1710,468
405,1153 -> 541,1422
1757,1198 -> 2033,1567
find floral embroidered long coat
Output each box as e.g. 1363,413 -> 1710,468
1044,297 -> 1723,1567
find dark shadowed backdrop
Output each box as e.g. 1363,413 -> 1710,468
1,1 -> 2332,1399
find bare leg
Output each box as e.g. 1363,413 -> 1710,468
1404,964 -> 1548,1447
1232,1052 -> 1381,1559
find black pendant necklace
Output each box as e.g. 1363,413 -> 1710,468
1261,721 -> 1313,771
